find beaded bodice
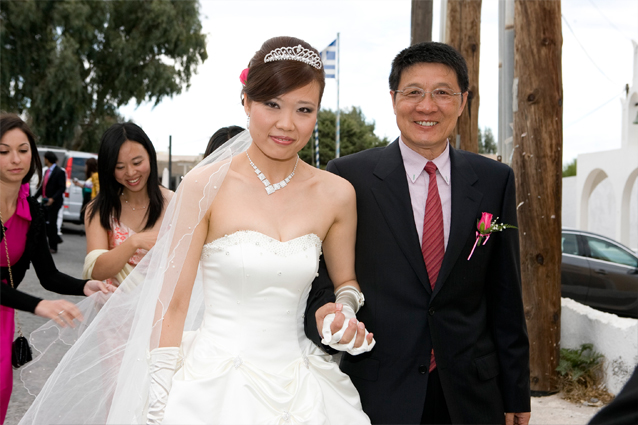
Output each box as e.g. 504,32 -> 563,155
196,230 -> 322,373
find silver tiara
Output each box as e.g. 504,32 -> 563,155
264,45 -> 323,70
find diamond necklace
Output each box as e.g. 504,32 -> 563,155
121,195 -> 148,211
245,152 -> 299,195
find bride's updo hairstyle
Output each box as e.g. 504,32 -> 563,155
242,36 -> 325,107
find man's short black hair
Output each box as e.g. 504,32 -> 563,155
389,42 -> 469,94
44,151 -> 59,164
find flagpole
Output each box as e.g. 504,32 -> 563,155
335,32 -> 340,158
314,120 -> 320,168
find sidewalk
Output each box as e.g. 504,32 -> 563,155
530,393 -> 603,425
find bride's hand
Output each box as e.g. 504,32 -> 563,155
316,302 -> 375,354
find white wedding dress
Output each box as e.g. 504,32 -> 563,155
160,230 -> 370,425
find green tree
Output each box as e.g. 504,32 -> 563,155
299,107 -> 388,168
1,0 -> 207,151
478,126 -> 497,154
563,158 -> 577,177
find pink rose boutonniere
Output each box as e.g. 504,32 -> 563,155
467,212 -> 517,260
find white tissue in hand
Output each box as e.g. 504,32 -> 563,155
320,306 -> 376,355
321,305 -> 356,345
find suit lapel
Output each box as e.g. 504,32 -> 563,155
432,147 -> 483,299
370,141 -> 431,292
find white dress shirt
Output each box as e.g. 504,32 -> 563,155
398,138 -> 452,250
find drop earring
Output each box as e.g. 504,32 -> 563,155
247,115 -> 250,128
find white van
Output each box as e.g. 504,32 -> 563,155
60,150 -> 98,224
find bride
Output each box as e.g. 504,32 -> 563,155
19,36 -> 375,425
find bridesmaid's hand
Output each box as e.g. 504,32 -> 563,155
132,230 -> 159,251
83,279 -> 117,296
34,299 -> 83,328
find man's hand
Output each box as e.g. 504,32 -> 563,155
505,412 -> 530,425
315,302 -> 374,351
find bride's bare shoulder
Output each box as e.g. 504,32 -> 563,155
307,165 -> 355,206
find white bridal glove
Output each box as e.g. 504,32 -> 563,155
147,347 -> 181,425
321,286 -> 376,355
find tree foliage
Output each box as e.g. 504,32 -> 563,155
299,107 -> 388,168
563,158 -> 577,177
1,0 -> 207,151
478,126 -> 497,154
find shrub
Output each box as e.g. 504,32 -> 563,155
556,343 -> 613,404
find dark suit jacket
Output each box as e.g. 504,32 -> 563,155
35,164 -> 66,208
304,140 -> 530,424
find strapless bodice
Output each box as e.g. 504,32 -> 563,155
185,231 -> 322,373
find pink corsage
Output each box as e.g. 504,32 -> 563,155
467,212 -> 517,260
239,68 -> 249,85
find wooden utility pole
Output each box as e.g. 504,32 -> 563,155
445,0 -> 481,153
512,0 -> 563,393
411,0 -> 433,45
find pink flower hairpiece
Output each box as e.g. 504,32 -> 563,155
467,212 -> 517,260
239,68 -> 249,86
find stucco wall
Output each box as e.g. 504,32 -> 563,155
560,298 -> 638,395
562,175 -> 638,252
562,176 -> 577,229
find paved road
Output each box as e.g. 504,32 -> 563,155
6,224 -> 87,425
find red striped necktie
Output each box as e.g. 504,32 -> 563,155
43,168 -> 51,195
421,161 -> 444,372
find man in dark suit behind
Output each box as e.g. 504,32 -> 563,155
305,42 -> 530,424
35,151 -> 66,253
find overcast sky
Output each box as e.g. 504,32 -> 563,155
120,0 -> 638,165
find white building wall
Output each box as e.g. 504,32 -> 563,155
562,175 -> 637,251
562,176 -> 577,229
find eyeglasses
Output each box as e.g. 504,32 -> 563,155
393,87 -> 463,105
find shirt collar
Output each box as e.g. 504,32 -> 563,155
398,137 -> 451,186
15,183 -> 32,222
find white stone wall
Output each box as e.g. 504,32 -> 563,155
562,175 -> 638,252
562,176 -> 577,229
560,298 -> 638,395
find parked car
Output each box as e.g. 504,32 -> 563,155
60,150 -> 98,224
562,228 -> 638,318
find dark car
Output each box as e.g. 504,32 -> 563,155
562,228 -> 638,318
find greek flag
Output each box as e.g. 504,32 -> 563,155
320,39 -> 337,79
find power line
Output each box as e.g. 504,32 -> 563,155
565,88 -> 625,128
587,0 -> 633,41
561,14 -> 615,84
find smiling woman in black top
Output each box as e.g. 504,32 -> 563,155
0,113 -> 115,423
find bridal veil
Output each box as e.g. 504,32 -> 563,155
19,131 -> 252,424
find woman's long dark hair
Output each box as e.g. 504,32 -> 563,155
84,157 -> 98,179
88,122 -> 164,232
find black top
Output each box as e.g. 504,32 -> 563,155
1,197 -> 87,312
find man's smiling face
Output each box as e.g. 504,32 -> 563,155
391,62 -> 467,159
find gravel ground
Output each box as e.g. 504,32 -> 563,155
530,393 -> 603,424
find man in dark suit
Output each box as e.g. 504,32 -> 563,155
305,42 -> 530,424
35,151 -> 66,253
